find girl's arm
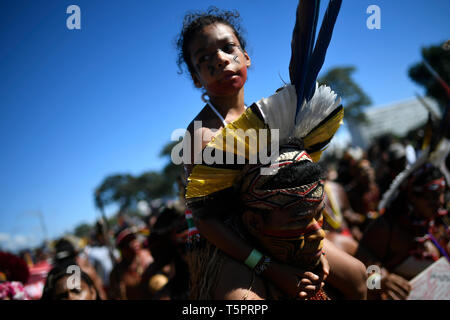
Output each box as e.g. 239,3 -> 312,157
323,238 -> 367,299
185,125 -> 324,299
354,218 -> 411,300
195,216 -> 326,298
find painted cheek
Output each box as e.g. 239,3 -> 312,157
206,66 -> 248,96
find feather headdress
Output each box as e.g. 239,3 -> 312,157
186,0 -> 343,202
378,98 -> 450,211
379,50 -> 450,211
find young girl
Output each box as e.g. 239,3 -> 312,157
177,6 -> 366,299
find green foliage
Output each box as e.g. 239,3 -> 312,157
94,140 -> 184,213
73,223 -> 92,239
318,66 -> 372,122
408,42 -> 450,109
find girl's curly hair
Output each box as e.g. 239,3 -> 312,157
175,6 -> 247,76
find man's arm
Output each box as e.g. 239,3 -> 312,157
355,217 -> 411,300
323,238 -> 367,299
355,217 -> 390,267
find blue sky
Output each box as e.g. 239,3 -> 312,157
1,0 -> 449,252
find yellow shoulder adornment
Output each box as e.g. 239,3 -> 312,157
186,107 -> 267,199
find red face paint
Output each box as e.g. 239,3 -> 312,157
206,66 -> 247,96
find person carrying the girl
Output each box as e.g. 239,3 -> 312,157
177,2 -> 367,299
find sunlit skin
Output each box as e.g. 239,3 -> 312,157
52,275 -> 97,300
211,200 -> 328,300
184,23 -> 252,173
110,235 -> 154,299
409,181 -> 445,220
355,179 -> 446,299
347,159 -> 380,238
322,180 -> 360,256
184,22 -> 325,300
120,237 -> 142,262
244,201 -> 326,269
189,23 -> 250,100
183,22 -> 367,300
212,200 -> 367,300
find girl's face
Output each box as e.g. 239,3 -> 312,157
52,276 -> 97,300
410,178 -> 446,220
189,23 -> 251,97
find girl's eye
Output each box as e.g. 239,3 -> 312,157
223,43 -> 235,53
198,55 -> 209,63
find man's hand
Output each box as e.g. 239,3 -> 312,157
380,272 -> 411,300
318,253 -> 330,283
264,260 -> 325,299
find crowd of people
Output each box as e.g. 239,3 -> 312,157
1,5 -> 449,301
1,135 -> 448,300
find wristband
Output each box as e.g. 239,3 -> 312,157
255,256 -> 271,275
244,249 -> 263,270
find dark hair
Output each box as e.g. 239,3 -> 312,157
386,163 -> 445,216
263,161 -> 326,190
176,6 -> 247,76
148,206 -> 185,263
41,265 -> 100,300
147,206 -> 190,300
54,239 -> 77,264
411,163 -> 444,190
151,206 -> 185,236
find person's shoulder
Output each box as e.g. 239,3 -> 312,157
359,215 -> 391,252
139,249 -> 154,265
185,108 -> 217,148
365,215 -> 391,235
213,255 -> 266,300
184,105 -> 222,164
186,104 -> 212,132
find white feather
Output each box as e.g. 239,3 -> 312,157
255,83 -> 342,145
430,138 -> 450,167
380,138 -> 450,210
256,84 -> 298,145
293,83 -> 342,139
378,148 -> 429,211
430,138 -> 450,184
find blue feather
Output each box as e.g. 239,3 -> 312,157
289,0 -> 342,124
289,0 -> 321,117
304,0 -> 342,101
307,1 -> 321,65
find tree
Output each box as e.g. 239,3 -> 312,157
73,223 -> 92,239
94,174 -> 136,213
409,42 -> 450,110
159,139 -> 185,196
318,66 -> 372,122
94,140 -> 184,214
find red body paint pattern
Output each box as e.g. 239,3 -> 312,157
206,66 -> 247,96
262,217 -> 324,238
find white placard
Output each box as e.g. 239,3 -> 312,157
407,257 -> 450,300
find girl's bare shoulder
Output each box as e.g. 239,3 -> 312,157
186,106 -> 224,149
186,105 -> 220,133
